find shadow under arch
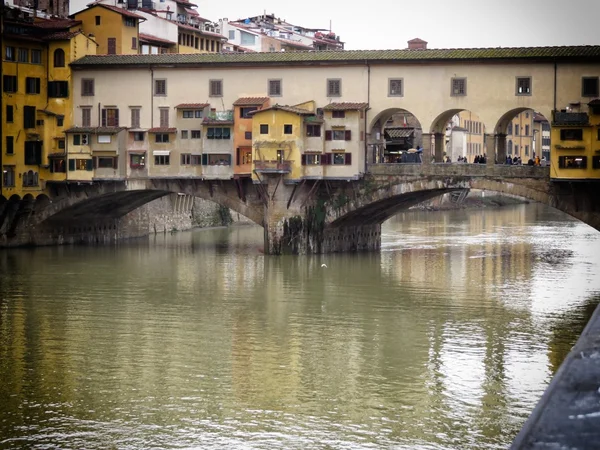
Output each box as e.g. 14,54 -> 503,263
494,107 -> 540,134
369,107 -> 423,134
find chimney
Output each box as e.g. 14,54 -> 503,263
407,38 -> 427,50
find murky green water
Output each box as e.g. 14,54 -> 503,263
1,203 -> 599,449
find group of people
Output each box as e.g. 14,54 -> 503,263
505,155 -> 545,166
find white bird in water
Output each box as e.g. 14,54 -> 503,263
321,264 -> 327,268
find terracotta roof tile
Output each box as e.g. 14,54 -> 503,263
148,127 -> 177,133
72,45 -> 600,67
139,33 -> 176,46
34,18 -> 81,29
249,104 -> 313,116
77,4 -> 145,20
323,102 -> 369,111
175,103 -> 210,109
233,97 -> 269,106
44,30 -> 81,41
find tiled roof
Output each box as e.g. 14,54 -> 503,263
408,38 -> 427,44
533,112 -> 549,121
65,126 -> 126,133
148,127 -> 177,133
233,97 -> 269,106
249,104 -> 313,116
323,102 -> 369,111
177,22 -> 225,39
139,33 -> 176,46
277,38 -> 313,50
175,103 -> 210,109
71,45 -> 600,68
44,30 -> 81,41
76,4 -> 145,20
173,0 -> 197,8
185,8 -> 199,16
34,18 -> 81,29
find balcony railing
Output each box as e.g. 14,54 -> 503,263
254,160 -> 292,173
553,112 -> 589,125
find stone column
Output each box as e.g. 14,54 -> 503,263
496,133 -> 507,164
421,133 -> 432,165
484,134 -> 496,166
434,133 -> 445,163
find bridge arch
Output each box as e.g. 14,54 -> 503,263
368,107 -> 424,134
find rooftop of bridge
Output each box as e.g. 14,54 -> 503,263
70,45 -> 600,68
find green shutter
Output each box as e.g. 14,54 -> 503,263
86,159 -> 93,171
201,154 -> 208,165
68,159 -> 75,171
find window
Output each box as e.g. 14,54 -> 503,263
68,159 -> 92,171
97,135 -> 111,144
209,79 -> 222,97
560,129 -> 583,140
306,124 -> 321,137
48,81 -> 68,97
3,166 -> 15,187
207,154 -> 231,165
6,105 -> 13,123
133,132 -> 144,141
260,124 -> 269,134
154,79 -> 166,96
124,17 -> 136,27
159,108 -> 169,127
326,130 -> 352,141
228,30 -> 235,40
240,31 -> 256,46
24,141 -> 42,165
191,155 -> 202,165
50,159 -> 66,173
101,108 -> 119,127
268,79 -> 282,96
515,145 -> 519,154
516,77 -> 531,95
515,125 -> 520,136
53,48 -> 65,67
582,77 -> 599,97
5,46 -> 15,61
82,108 -> 91,127
593,156 -> 600,169
82,78 -> 95,96
17,48 -> 28,63
181,130 -> 189,139
451,77 -> 467,96
31,49 -> 42,64
191,130 -> 201,139
389,78 -> 403,96
525,125 -> 530,136
301,154 -> 321,165
181,153 -> 192,165
559,156 -> 587,169
6,136 -> 14,155
507,140 -> 513,155
22,170 -> 39,186
57,116 -> 64,127
107,38 -> 117,55
154,154 -> 170,165
327,78 -> 341,97
155,134 -> 169,143
332,153 -> 352,165
23,106 -> 36,129
244,131 -> 252,140
525,145 -> 529,156
25,77 -> 40,94
240,107 -> 257,118
95,15 -> 101,25
195,110 -> 203,118
132,37 -> 137,49
183,110 -> 195,118
507,123 -> 513,135
206,127 -> 230,139
94,157 -> 116,168
131,108 -> 140,128
284,124 -> 293,134
130,153 -> 145,168
332,110 -> 345,119
3,75 -> 17,93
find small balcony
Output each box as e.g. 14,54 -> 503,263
254,160 -> 292,173
553,112 -> 589,126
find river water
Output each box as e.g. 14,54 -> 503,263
1,203 -> 599,450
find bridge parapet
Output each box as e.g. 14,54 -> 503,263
368,163 -> 549,179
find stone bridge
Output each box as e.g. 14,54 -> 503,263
1,164 -> 598,253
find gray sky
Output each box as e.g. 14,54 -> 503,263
197,0 -> 600,50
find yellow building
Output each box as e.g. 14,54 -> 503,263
456,110 -> 485,160
2,11 -> 97,199
506,110 -> 534,162
250,104 -> 315,183
71,4 -> 144,55
550,101 -> 600,180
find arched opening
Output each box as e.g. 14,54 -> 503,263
431,109 -> 487,163
53,48 -> 65,68
369,108 -> 424,164
495,108 -> 550,165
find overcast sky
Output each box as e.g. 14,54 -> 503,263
197,0 -> 600,50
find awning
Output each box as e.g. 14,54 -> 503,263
127,150 -> 146,154
153,150 -> 170,156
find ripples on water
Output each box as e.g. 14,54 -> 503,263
1,203 -> 599,449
